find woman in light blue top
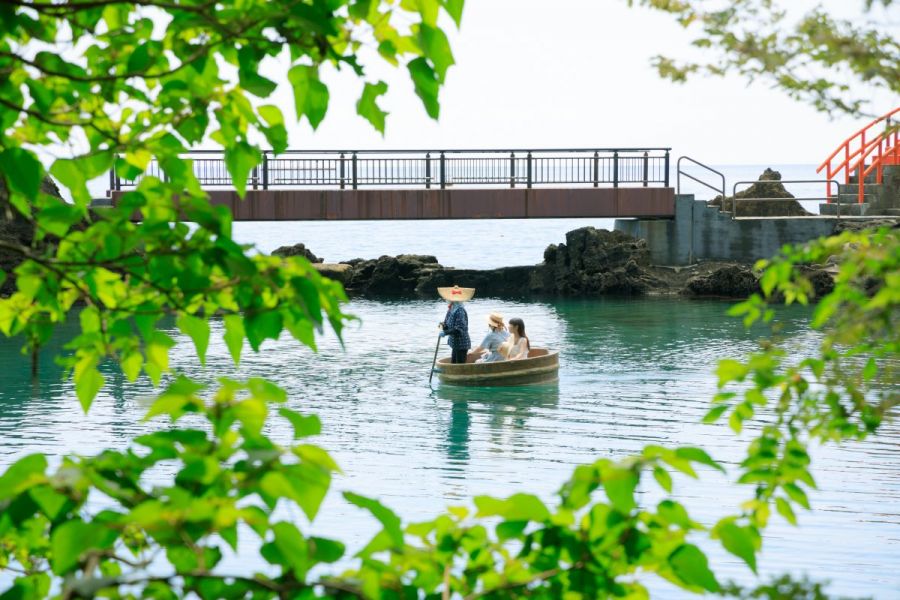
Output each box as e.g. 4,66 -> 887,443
474,312 -> 509,363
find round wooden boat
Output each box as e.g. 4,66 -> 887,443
435,348 -> 559,387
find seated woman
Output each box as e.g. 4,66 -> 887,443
473,312 -> 508,363
506,317 -> 531,360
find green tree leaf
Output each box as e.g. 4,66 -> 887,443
177,314 -> 211,365
224,142 -> 260,199
717,522 -> 758,573
288,65 -> 330,128
74,357 -> 105,413
601,466 -> 639,513
0,454 -> 47,500
279,407 -> 322,438
356,81 -> 389,133
0,148 -> 43,198
669,544 -> 720,592
407,57 -> 440,118
223,314 -> 245,365
474,493 -> 552,522
344,492 -> 404,549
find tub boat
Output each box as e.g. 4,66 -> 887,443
434,348 -> 559,387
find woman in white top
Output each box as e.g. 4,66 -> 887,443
505,317 -> 530,360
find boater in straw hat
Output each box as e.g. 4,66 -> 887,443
438,285 -> 473,364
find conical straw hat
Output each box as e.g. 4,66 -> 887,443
438,285 -> 475,302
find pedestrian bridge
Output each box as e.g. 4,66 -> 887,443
108,148 -> 675,220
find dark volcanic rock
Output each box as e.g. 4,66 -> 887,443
710,168 -> 812,217
347,254 -> 442,296
271,243 -> 323,263
415,266 -> 535,298
799,266 -> 835,299
685,265 -> 759,298
534,227 -> 659,295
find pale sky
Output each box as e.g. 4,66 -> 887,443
256,0 -> 898,165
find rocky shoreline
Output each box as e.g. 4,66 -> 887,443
273,227 -> 821,300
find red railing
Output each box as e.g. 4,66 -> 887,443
817,107 -> 900,203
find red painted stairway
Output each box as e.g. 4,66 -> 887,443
817,107 -> 900,216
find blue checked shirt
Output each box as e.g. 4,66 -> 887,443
442,304 -> 471,350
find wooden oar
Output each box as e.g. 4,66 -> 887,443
428,333 -> 442,386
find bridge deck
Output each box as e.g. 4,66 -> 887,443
193,187 -> 675,220
108,148 -> 675,220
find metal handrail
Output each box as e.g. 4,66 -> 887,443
676,156 -> 726,202
109,147 -> 673,192
730,179 -> 841,219
129,147 -> 672,155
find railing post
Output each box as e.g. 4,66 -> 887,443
642,152 -> 649,187
613,151 -> 619,188
526,152 -> 532,188
425,152 -> 431,189
592,151 -> 599,188
352,152 -> 358,190
509,152 -> 515,188
251,165 -> 258,190
109,164 -> 116,194
664,150 -> 670,187
339,153 -> 345,190
440,152 -> 446,189
262,152 -> 269,190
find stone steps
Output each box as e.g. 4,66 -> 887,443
819,202 -> 870,216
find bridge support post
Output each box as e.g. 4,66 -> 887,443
642,151 -> 648,187
613,151 -> 619,188
527,152 -> 532,188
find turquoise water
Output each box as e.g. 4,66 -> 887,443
1,296 -> 898,598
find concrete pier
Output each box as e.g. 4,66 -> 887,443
615,195 -> 845,265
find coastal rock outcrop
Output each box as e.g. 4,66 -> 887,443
710,168 -> 812,217
684,265 -> 759,298
281,226 -> 847,301
346,254 -> 442,296
272,243 -> 323,263
534,227 -> 660,295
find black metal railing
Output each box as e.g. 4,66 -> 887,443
109,148 -> 672,191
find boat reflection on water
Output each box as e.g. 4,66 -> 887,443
434,382 -> 560,474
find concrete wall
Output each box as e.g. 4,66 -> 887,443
615,195 -> 839,265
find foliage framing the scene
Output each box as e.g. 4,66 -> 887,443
630,0 -> 900,117
0,0 -> 897,598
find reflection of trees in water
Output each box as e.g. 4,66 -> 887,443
0,311 -> 163,438
435,384 -> 560,475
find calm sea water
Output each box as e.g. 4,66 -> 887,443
1,295 -> 898,598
